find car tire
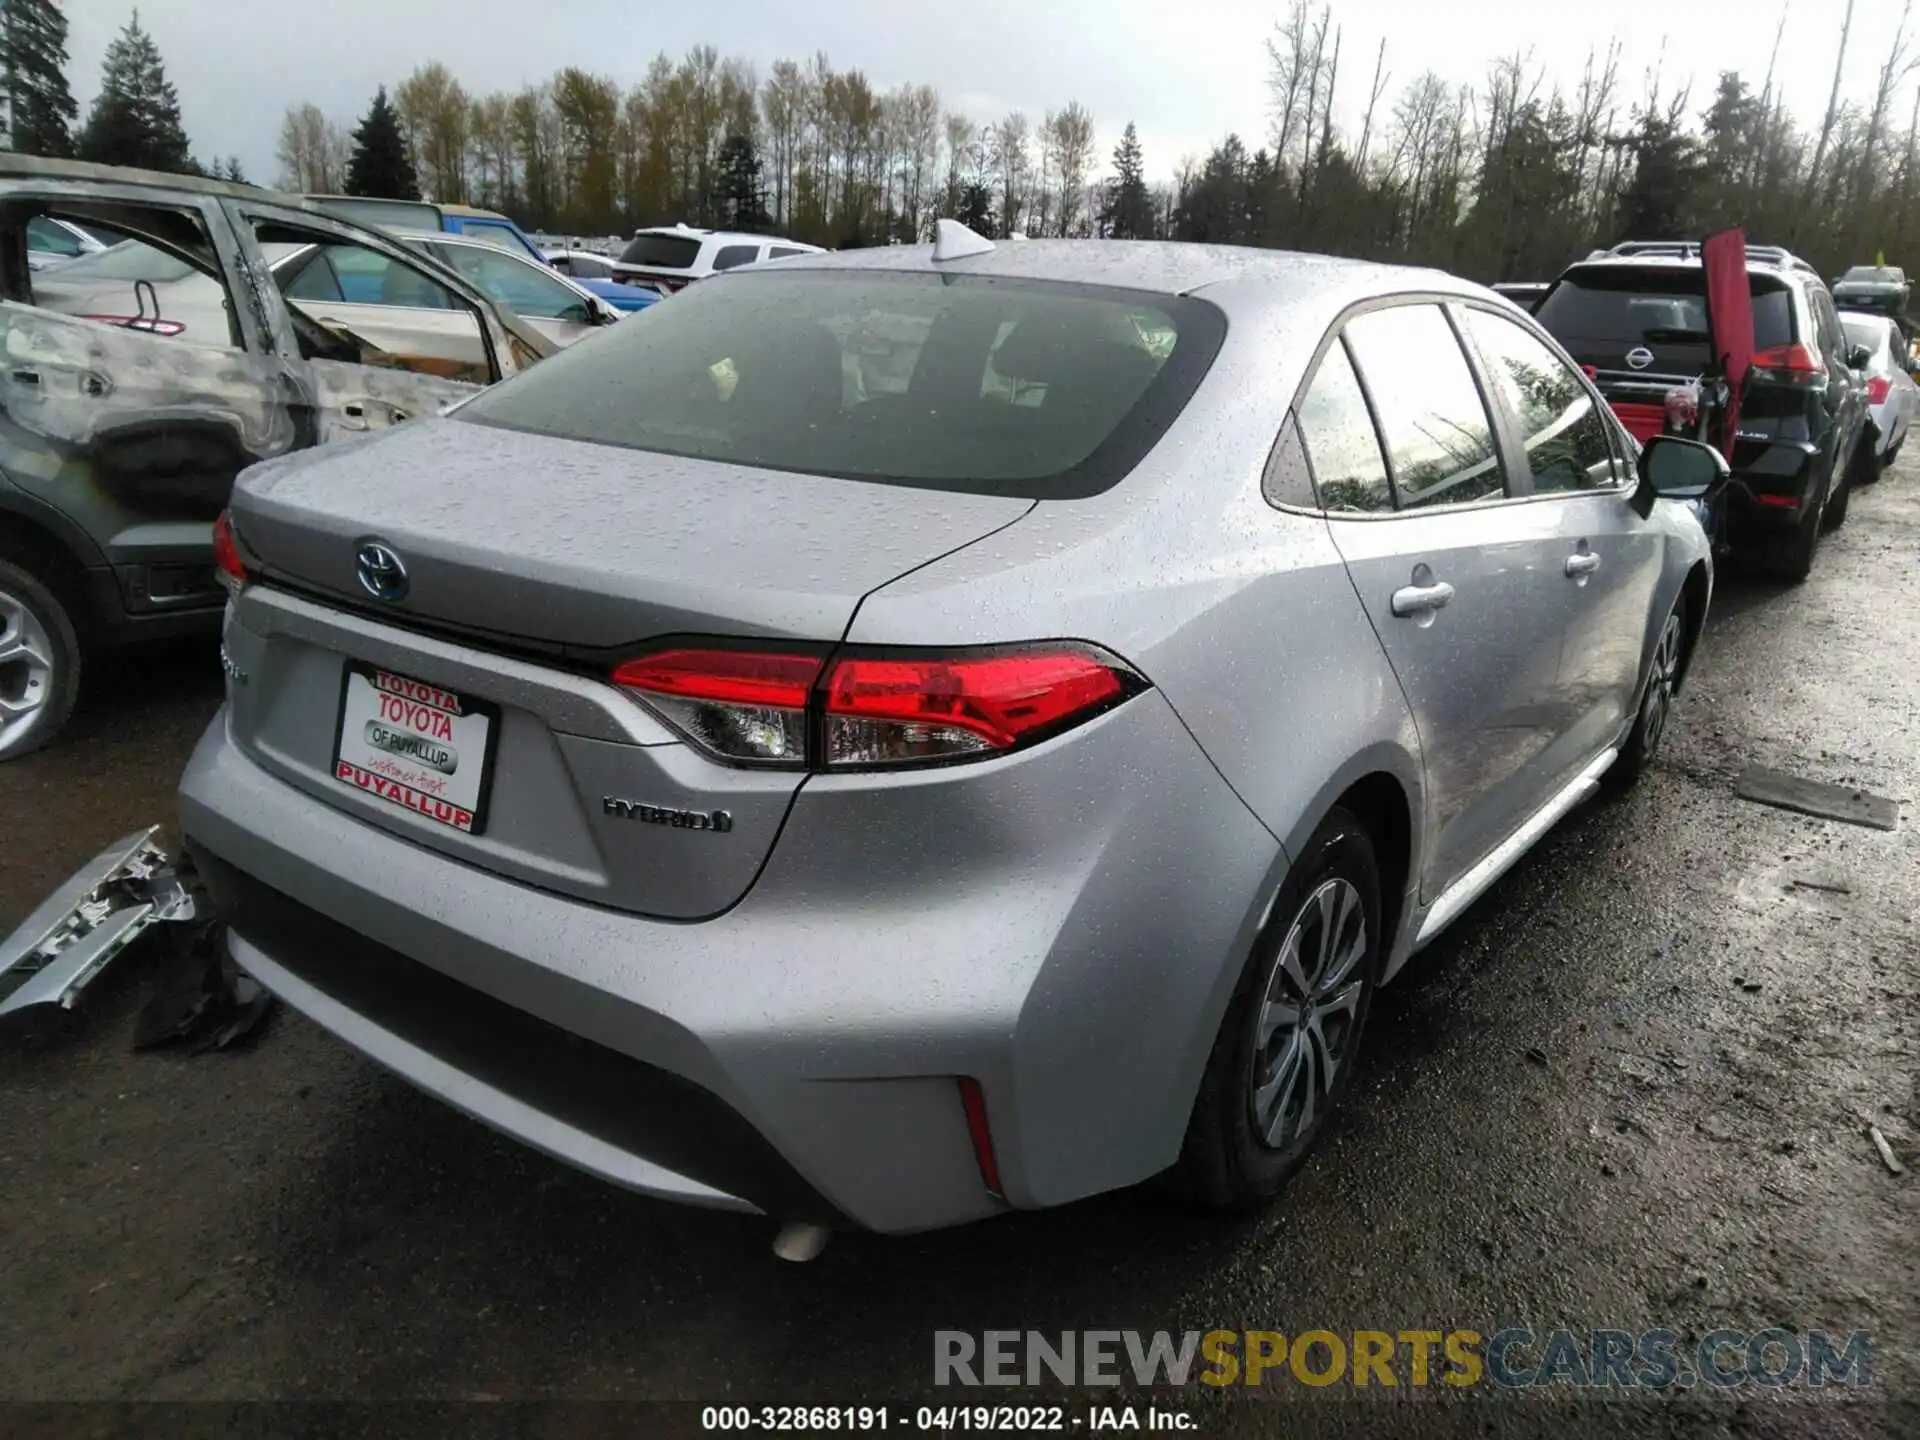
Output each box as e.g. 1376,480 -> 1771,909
1766,467 -> 1828,584
1606,593 -> 1685,789
0,556 -> 83,762
1172,808 -> 1384,1211
1826,439 -> 1868,526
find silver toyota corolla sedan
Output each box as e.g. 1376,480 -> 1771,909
180,226 -> 1723,1238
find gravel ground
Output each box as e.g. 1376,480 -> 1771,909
0,473 -> 1914,1438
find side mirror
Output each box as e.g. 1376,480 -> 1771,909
1848,343 -> 1873,369
1638,434 -> 1730,501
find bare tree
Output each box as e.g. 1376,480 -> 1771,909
992,111 -> 1031,237
1048,102 -> 1096,235
275,103 -> 344,192
1355,39 -> 1390,176
1800,0 -> 1856,229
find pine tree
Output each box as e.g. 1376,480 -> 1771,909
75,11 -> 192,172
218,154 -> 245,184
344,87 -> 419,200
712,133 -> 770,230
2,0 -> 77,157
1103,122 -> 1153,239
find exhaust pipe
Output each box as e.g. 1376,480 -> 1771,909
772,1221 -> 831,1263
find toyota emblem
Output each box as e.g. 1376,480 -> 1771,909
355,540 -> 409,602
1625,347 -> 1655,370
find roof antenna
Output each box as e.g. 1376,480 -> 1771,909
932,218 -> 995,263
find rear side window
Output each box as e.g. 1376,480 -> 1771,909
458,271 -> 1226,499
1536,268 -> 1795,351
769,245 -> 809,259
712,244 -> 761,272
1461,308 -> 1621,494
1289,339 -> 1391,512
1344,304 -> 1506,509
619,233 -> 701,269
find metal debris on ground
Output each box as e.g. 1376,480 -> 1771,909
1869,1126 -> 1906,1176
0,826 -> 192,1025
1734,765 -> 1900,831
1788,876 -> 1853,895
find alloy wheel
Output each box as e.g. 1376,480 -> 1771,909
0,585 -> 57,757
1247,877 -> 1369,1151
1641,610 -> 1683,754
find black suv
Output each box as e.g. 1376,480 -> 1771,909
1533,241 -> 1873,582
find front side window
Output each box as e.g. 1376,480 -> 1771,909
431,243 -> 591,321
457,270 -> 1226,499
254,218 -> 495,383
1344,304 -> 1507,509
1462,308 -> 1619,494
1287,338 -> 1391,512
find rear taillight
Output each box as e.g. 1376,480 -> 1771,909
1867,375 -> 1892,405
1750,343 -> 1824,385
612,642 -> 1146,770
610,648 -> 818,765
211,509 -> 247,595
823,646 -> 1133,766
80,314 -> 186,337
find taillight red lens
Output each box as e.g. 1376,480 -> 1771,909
823,644 -> 1139,767
211,509 -> 247,594
611,648 -> 822,765
1867,375 -> 1892,405
1750,343 -> 1823,377
611,642 -> 1145,769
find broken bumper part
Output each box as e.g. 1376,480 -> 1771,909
0,825 -> 194,1020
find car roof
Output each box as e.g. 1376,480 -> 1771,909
0,151 -> 316,208
751,237 -> 1460,300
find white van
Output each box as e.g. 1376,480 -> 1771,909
609,224 -> 823,295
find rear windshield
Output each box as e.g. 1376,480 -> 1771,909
619,233 -> 701,269
309,197 -> 442,231
1536,268 -> 1796,350
458,270 -> 1226,498
1840,313 -> 1891,356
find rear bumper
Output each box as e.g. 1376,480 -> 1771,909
1723,438 -> 1823,538
179,688 -> 1280,1233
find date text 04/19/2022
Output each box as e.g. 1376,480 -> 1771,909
699,1406 -> 1196,1432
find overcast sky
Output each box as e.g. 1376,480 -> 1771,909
63,0 -> 1918,189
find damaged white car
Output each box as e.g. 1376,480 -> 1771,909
0,154 -> 559,762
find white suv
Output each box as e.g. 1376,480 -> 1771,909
609,224 -> 823,294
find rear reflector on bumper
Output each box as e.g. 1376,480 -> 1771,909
958,1077 -> 1003,1197
613,642 -> 1147,771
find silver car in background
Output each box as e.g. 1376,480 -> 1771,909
1839,310 -> 1915,476
180,229 -> 1719,1237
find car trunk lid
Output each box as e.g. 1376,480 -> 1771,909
222,418 -> 1032,918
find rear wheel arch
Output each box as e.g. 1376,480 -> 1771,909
1277,763 -> 1416,973
0,502 -> 98,637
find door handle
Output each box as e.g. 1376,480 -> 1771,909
1391,581 -> 1456,617
1565,552 -> 1601,577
